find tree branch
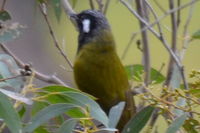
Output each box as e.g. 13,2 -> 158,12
39,4 -> 73,69
61,0 -> 76,16
135,0 -> 150,86
180,0 -> 195,60
1,0 -> 6,10
177,0 -> 181,27
120,0 -> 194,90
165,0 -> 178,87
0,75 -> 22,82
89,0 -> 95,10
0,43 -> 70,87
96,0 -> 104,12
103,0 -> 110,15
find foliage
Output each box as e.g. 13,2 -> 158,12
125,64 -> 165,84
0,0 -> 200,133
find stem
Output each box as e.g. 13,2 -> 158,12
1,0 -> 6,10
121,33 -> 137,60
103,0 -> 110,15
120,0 -> 190,90
61,0 -> 76,16
135,0 -> 150,86
153,0 -> 166,13
96,0 -> 104,12
0,75 -> 22,82
177,0 -> 181,27
0,43 -> 69,87
89,0 -> 95,10
39,4 -> 73,69
180,0 -> 195,60
165,0 -> 178,87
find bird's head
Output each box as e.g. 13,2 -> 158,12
70,10 -> 113,50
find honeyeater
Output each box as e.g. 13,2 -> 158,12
71,10 -> 134,129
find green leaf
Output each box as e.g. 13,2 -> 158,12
125,64 -> 165,84
51,0 -> 62,21
108,102 -> 125,128
42,85 -> 80,93
192,30 -> 200,39
62,92 -> 109,127
122,106 -> 154,133
18,105 -> 26,118
0,88 -> 33,105
34,126 -> 49,133
0,92 -> 22,133
189,89 -> 200,98
183,118 -> 200,133
0,10 -> 11,21
31,101 -> 49,115
57,119 -> 78,133
39,86 -> 108,126
23,103 -> 80,132
0,23 -> 25,43
165,113 -> 187,133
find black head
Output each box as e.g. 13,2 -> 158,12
71,10 -> 111,49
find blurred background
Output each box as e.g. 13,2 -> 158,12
1,0 -> 200,132
3,0 -> 200,87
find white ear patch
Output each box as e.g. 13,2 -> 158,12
82,19 -> 91,33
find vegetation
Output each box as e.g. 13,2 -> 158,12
0,0 -> 200,133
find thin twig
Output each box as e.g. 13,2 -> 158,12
121,33 -> 137,60
39,4 -> 73,69
1,0 -> 6,10
135,0 -> 150,86
165,0 -> 178,87
0,75 -> 22,82
96,0 -> 104,12
120,0 -> 193,90
89,0 -> 95,10
177,0 -> 181,27
61,0 -> 76,16
149,90 -> 200,115
153,0 -> 166,13
0,43 -> 69,87
180,0 -> 195,60
127,0 -> 200,40
103,0 -> 110,15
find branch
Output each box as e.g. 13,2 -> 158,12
126,0 -> 199,40
1,0 -> 6,10
0,43 -> 70,87
61,0 -> 76,16
96,0 -> 104,12
121,33 -> 137,59
165,0 -> 178,87
120,0 -> 193,90
135,0 -> 150,86
89,0 -> 95,10
0,75 -> 22,82
39,4 -> 73,69
180,0 -> 195,60
177,0 -> 181,27
153,0 -> 166,13
103,0 -> 110,15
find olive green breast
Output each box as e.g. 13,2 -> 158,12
74,43 -> 129,112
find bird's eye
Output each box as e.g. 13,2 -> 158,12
82,19 -> 91,33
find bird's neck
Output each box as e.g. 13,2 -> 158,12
78,29 -> 116,52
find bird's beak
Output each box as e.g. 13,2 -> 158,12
70,13 -> 79,29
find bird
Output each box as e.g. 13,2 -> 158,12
71,10 -> 134,130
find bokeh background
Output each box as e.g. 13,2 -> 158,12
4,0 -> 200,87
